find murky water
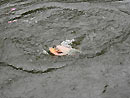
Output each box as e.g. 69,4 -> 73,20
1,0 -> 130,98
0,0 -> 130,73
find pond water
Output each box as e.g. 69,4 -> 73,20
0,0 -> 130,73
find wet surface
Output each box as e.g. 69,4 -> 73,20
0,0 -> 130,98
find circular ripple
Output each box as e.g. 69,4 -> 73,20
1,4 -> 130,72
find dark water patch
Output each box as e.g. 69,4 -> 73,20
46,8 -> 85,21
72,34 -> 86,48
102,84 -> 109,94
0,0 -> 15,5
9,6 -> 57,21
119,9 -> 130,15
0,62 -> 65,74
84,24 -> 130,58
13,0 -> 30,3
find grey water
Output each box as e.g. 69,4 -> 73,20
0,0 -> 130,98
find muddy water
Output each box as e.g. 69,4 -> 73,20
0,0 -> 130,98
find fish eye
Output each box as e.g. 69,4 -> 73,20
52,45 -> 56,48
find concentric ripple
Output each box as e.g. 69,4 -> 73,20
0,1 -> 130,72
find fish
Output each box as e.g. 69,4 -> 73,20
49,45 -> 81,56
49,45 -> 72,56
